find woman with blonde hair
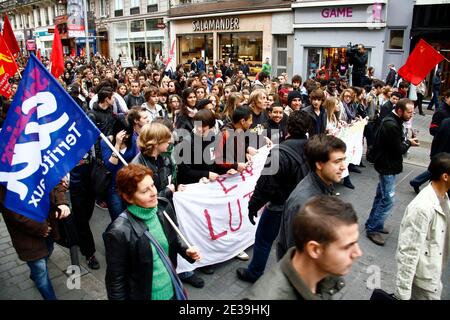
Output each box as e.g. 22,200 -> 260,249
221,92 -> 244,125
248,89 -> 269,130
132,122 -> 178,200
324,97 -> 341,137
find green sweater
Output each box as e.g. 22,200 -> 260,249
128,205 -> 174,300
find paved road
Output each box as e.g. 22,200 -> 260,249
1,109 -> 448,300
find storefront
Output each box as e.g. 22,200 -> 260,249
169,14 -> 275,77
293,1 -> 390,82
110,17 -> 165,64
75,29 -> 97,56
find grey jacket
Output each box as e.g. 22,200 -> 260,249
277,171 -> 334,260
246,248 -> 345,300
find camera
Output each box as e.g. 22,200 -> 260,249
346,42 -> 359,58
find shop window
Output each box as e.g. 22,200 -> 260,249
179,34 -> 213,71
146,18 -> 163,31
389,30 -> 404,50
131,20 -> 144,32
113,22 -> 128,40
276,35 -> 287,76
306,47 -> 370,80
219,32 -> 263,76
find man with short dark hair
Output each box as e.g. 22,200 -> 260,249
379,91 -> 402,121
236,110 -> 312,283
385,63 -> 397,87
395,152 -> 450,300
365,98 -> 420,246
124,80 -> 145,109
277,134 -> 347,259
247,196 -> 362,300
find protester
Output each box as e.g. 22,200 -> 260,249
236,110 -> 312,283
0,182 -> 71,300
101,116 -> 138,221
365,98 -> 420,246
103,164 -> 201,300
247,196 -> 361,300
277,134 -> 347,259
395,153 -> 450,300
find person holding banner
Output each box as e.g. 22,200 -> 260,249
0,182 -> 71,300
103,164 -> 201,300
237,110 -> 312,283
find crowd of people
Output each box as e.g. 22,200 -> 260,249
0,48 -> 449,301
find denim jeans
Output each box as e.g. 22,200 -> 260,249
106,185 -> 126,221
246,207 -> 283,281
365,174 -> 396,234
427,90 -> 440,110
26,238 -> 57,300
410,170 -> 431,188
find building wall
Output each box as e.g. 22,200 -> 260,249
382,0 -> 415,80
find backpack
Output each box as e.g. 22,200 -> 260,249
278,143 -> 309,178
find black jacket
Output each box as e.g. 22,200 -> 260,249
429,100 -> 450,136
379,100 -> 395,122
350,52 -> 368,76
303,105 -> 327,136
385,69 -> 397,87
87,102 -> 116,136
132,153 -> 174,200
248,137 -> 309,212
124,93 -> 145,109
277,171 -> 334,260
177,131 -> 227,184
103,198 -> 194,300
264,116 -> 288,144
430,118 -> 450,157
373,112 -> 411,175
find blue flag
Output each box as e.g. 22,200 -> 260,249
0,54 -> 100,222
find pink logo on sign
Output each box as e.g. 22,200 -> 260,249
321,7 -> 353,18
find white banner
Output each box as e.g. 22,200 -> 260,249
174,147 -> 271,273
336,120 -> 366,178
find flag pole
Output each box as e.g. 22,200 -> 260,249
99,133 -> 193,247
99,132 -> 128,166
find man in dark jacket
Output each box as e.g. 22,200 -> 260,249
410,117 -> 450,193
379,91 -> 402,121
349,44 -> 368,87
0,182 -> 71,300
429,89 -> 450,136
366,99 -> 419,246
247,196 -> 361,300
303,89 -> 327,136
236,110 -> 312,283
427,70 -> 444,111
277,134 -> 347,259
385,64 -> 397,87
124,80 -> 145,109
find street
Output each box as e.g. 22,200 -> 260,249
0,109 -> 449,300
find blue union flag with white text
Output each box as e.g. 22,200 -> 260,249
0,54 -> 100,222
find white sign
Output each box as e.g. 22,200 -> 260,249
336,120 -> 366,178
120,56 -> 133,68
174,147 -> 271,273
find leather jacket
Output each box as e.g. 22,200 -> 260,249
103,198 -> 195,300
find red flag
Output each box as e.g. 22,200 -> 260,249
50,27 -> 64,78
398,39 -> 445,86
2,14 -> 20,57
37,49 -> 41,60
0,34 -> 18,98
